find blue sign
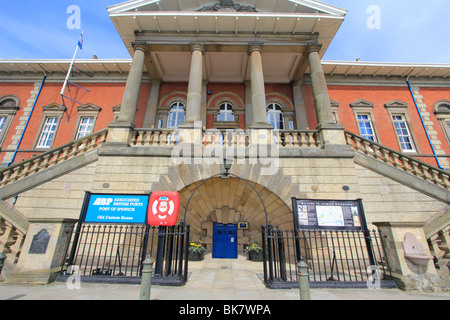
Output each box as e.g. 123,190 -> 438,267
84,194 -> 149,224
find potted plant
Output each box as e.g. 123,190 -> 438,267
188,240 -> 206,261
246,242 -> 264,261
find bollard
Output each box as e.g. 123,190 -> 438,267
0,253 -> 6,276
140,256 -> 155,300
297,260 -> 311,300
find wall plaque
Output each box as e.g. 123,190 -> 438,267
29,229 -> 50,254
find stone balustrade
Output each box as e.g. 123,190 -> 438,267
0,129 -> 108,188
0,201 -> 29,272
132,128 -> 322,149
345,130 -> 450,189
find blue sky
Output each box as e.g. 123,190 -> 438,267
0,0 -> 449,63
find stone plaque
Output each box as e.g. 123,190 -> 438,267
29,229 -> 50,254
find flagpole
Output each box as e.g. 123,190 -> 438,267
60,31 -> 83,97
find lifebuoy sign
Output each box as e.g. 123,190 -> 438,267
148,192 -> 180,226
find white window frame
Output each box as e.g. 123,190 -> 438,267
0,96 -> 20,147
217,103 -> 235,122
75,117 -> 95,140
267,103 -> 285,130
392,114 -> 416,153
36,117 -> 59,149
167,102 -> 185,129
357,114 -> 377,142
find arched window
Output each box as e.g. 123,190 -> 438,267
217,103 -> 235,122
167,102 -> 185,129
0,96 -> 19,146
267,103 -> 285,130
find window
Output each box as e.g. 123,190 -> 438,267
76,117 -> 94,139
0,117 -> 7,133
435,101 -> 450,146
37,117 -> 59,148
357,114 -> 376,142
167,102 -> 185,129
0,96 -> 20,146
392,115 -> 415,152
217,103 -> 235,122
267,103 -> 285,130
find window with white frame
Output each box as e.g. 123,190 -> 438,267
217,103 -> 235,122
392,115 -> 415,152
0,96 -> 20,146
37,117 -> 59,148
0,117 -> 7,133
357,114 -> 377,142
167,102 -> 185,129
267,103 -> 285,130
76,117 -> 95,139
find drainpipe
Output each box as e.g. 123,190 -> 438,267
6,74 -> 47,168
406,76 -> 445,171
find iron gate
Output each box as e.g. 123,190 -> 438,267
59,223 -> 190,286
262,225 -> 396,289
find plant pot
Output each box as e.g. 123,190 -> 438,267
188,251 -> 205,261
248,251 -> 264,262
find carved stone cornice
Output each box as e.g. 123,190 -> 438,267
197,0 -> 257,12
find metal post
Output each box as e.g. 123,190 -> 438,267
0,253 -> 6,275
297,260 -> 311,300
140,256 -> 154,300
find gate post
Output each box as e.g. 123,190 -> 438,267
140,256 -> 154,300
297,260 -> 311,300
155,226 -> 167,276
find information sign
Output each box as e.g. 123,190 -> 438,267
292,198 -> 366,231
84,193 -> 149,224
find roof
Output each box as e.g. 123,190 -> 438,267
1,59 -> 449,80
107,0 -> 347,58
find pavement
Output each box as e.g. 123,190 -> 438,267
0,254 -> 449,301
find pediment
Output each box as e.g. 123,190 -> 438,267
42,103 -> 66,112
435,101 -> 450,114
108,0 -> 346,16
78,103 -> 102,113
350,99 -> 374,109
385,100 -> 408,109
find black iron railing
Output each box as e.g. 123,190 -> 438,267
59,223 -> 190,286
262,225 -> 395,289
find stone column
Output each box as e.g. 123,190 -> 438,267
106,43 -> 146,146
307,44 -> 345,145
249,43 -> 272,130
307,45 -> 334,126
118,43 -> 146,124
143,80 -> 161,128
181,43 -> 205,128
292,81 -> 309,130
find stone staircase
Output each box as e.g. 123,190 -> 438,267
0,200 -> 29,278
346,130 -> 450,288
424,210 -> 450,285
0,129 -> 108,279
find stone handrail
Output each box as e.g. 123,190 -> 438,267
132,128 -> 322,149
132,129 -> 180,147
0,201 -> 29,268
424,211 -> 450,282
345,130 -> 450,189
0,129 -> 108,188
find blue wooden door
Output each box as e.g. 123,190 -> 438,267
212,224 -> 238,259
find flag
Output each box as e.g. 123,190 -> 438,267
77,31 -> 83,50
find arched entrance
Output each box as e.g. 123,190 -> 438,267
176,176 -> 293,257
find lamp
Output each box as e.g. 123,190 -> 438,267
222,157 -> 233,178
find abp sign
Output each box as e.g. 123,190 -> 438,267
148,192 -> 180,226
